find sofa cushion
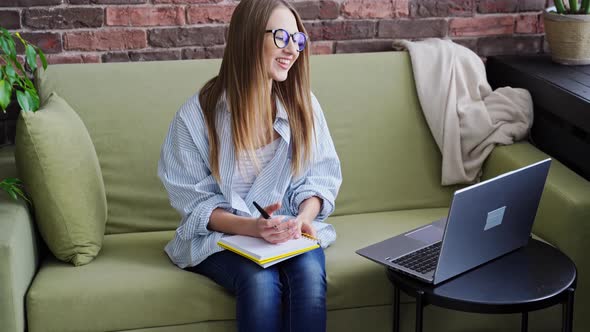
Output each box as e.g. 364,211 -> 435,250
26,208 -> 448,332
15,92 -> 107,266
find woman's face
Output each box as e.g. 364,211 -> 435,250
264,6 -> 301,83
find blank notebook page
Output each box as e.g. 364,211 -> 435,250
219,235 -> 317,260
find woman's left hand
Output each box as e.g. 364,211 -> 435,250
293,216 -> 316,239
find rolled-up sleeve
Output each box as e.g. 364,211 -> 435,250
288,94 -> 342,221
158,107 -> 231,241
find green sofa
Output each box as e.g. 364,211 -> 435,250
1,52 -> 589,332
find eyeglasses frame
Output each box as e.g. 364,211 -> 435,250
265,29 -> 308,52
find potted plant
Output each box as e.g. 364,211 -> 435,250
0,27 -> 47,202
544,1 -> 590,65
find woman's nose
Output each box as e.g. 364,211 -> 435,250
285,36 -> 298,54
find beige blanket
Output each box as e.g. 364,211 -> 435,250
396,38 -> 533,185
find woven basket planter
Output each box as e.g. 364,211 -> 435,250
543,11 -> 590,65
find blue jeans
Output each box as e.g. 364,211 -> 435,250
188,248 -> 327,332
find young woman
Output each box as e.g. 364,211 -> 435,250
158,0 -> 342,330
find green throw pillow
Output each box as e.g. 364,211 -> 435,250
15,92 -> 107,266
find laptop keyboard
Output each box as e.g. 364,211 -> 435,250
391,242 -> 442,274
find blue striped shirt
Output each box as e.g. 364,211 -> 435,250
158,91 -> 342,268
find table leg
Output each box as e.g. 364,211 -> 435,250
393,286 -> 400,332
415,290 -> 424,332
521,312 -> 528,332
562,287 -> 575,332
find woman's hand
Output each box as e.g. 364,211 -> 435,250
301,219 -> 317,238
292,216 -> 317,239
255,202 -> 298,244
292,197 -> 320,239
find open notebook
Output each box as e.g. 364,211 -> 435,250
218,234 -> 320,268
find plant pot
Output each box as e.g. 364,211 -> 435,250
0,100 -> 20,148
543,11 -> 590,65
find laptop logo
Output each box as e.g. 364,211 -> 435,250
484,206 -> 506,231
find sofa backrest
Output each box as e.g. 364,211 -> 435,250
310,53 -> 458,217
36,52 -> 456,235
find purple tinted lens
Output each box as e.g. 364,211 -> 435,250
293,32 -> 306,51
274,29 -> 289,48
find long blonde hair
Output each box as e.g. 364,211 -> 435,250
199,0 -> 314,183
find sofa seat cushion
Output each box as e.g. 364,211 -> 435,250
26,208 -> 449,332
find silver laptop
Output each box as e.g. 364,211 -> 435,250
356,158 -> 551,285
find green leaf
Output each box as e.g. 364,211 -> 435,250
25,44 -> 37,72
0,38 -> 10,57
22,76 -> 35,90
25,88 -> 40,111
569,0 -> 578,12
16,90 -> 31,112
15,32 -> 26,45
11,186 -> 31,204
9,54 -> 24,74
3,187 -> 18,201
0,177 -> 31,204
5,37 -> 16,59
4,65 -> 17,85
0,33 -> 16,57
554,0 -> 567,13
0,80 -> 11,110
35,46 -> 48,70
3,178 -> 22,185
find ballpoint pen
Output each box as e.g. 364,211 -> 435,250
253,200 -> 280,230
252,201 -> 271,219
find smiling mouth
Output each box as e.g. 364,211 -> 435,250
275,58 -> 290,69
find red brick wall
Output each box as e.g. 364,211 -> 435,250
1,0 -> 551,64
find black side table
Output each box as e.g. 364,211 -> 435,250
486,55 -> 590,181
387,239 -> 577,332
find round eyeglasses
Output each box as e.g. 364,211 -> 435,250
265,29 -> 307,52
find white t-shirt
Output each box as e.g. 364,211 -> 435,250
232,138 -> 281,199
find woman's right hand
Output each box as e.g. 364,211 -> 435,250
255,202 -> 298,244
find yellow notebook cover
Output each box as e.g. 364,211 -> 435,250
218,234 -> 320,268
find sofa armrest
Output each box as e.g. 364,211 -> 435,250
482,142 -> 590,328
0,147 -> 40,332
482,142 -> 590,249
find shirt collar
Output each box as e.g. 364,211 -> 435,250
275,98 -> 289,121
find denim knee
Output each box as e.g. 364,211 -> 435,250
236,267 -> 282,307
282,249 -> 327,299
